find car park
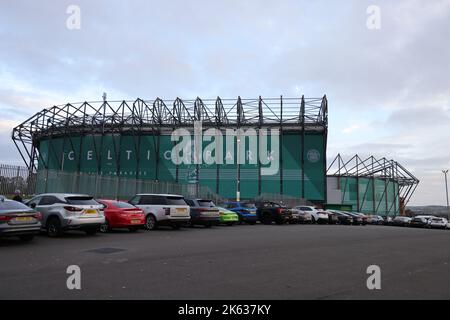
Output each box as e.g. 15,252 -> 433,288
255,201 -> 292,225
391,216 -> 412,227
429,217 -> 448,229
294,206 -> 328,224
185,199 -> 221,227
223,201 -> 258,224
96,199 -> 146,233
216,207 -> 239,226
0,196 -> 42,241
129,194 -> 191,230
410,215 -> 434,228
26,193 -> 104,237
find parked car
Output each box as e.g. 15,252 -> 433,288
223,201 -> 258,224
345,212 -> 364,225
329,211 -> 353,225
429,217 -> 448,229
129,194 -> 191,230
26,193 -> 104,237
255,201 -> 292,225
367,215 -> 384,225
410,215 -> 434,228
391,216 -> 412,227
185,199 -> 220,227
0,196 -> 42,241
216,207 -> 239,226
291,207 -> 313,224
383,216 -> 393,225
326,211 -> 339,224
96,199 -> 145,232
352,212 -> 368,225
294,206 -> 328,224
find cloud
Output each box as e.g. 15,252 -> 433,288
0,0 -> 449,205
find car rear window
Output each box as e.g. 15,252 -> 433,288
65,196 -> 99,206
0,200 -> 32,211
198,200 -> 215,207
165,197 -> 187,206
242,203 -> 256,208
112,201 -> 136,209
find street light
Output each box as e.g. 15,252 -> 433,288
443,169 -> 449,221
236,138 -> 241,202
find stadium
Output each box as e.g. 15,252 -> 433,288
11,96 -> 419,215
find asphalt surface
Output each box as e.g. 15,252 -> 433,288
1,223 -> 450,300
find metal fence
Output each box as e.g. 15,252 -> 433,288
0,164 -> 36,196
0,164 -> 311,206
35,169 -> 222,202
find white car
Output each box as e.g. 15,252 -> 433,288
129,193 -> 191,230
429,217 -> 448,229
294,206 -> 329,224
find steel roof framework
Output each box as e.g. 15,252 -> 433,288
327,154 -> 419,213
12,96 -> 328,172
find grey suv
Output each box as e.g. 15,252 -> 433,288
27,193 -> 105,237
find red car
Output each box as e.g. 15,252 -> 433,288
97,199 -> 146,232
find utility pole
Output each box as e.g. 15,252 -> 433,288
443,169 -> 449,221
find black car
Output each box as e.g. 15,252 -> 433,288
326,211 -> 339,225
345,212 -> 364,225
185,199 -> 221,227
391,216 -> 412,227
255,201 -> 292,225
410,216 -> 433,228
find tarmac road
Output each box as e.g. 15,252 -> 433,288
1,224 -> 449,299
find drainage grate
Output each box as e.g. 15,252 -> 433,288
86,247 -> 126,254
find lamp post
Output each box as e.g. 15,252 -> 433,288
236,138 -> 241,202
443,170 -> 450,221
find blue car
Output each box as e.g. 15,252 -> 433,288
223,201 -> 258,224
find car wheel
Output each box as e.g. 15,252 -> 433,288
145,215 -> 157,230
311,216 -> 316,224
85,228 -> 97,236
100,220 -> 110,233
19,235 -> 34,242
47,217 -> 62,237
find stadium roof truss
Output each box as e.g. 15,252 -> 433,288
327,154 -> 419,208
12,96 -> 328,171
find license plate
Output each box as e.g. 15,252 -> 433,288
131,219 -> 141,224
85,209 -> 97,214
14,217 -> 34,223
176,208 -> 186,213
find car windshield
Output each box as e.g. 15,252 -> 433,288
166,197 -> 187,205
0,200 -> 33,211
242,203 -> 256,208
198,200 -> 215,207
112,201 -> 136,209
65,196 -> 99,206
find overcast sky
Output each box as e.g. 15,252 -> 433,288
0,0 -> 449,205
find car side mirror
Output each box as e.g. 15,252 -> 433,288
30,203 -> 36,209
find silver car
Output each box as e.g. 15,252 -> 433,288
27,193 -> 105,237
0,196 -> 42,241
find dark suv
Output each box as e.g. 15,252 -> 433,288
185,199 -> 220,227
255,201 -> 292,225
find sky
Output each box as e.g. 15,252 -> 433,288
0,0 -> 449,205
